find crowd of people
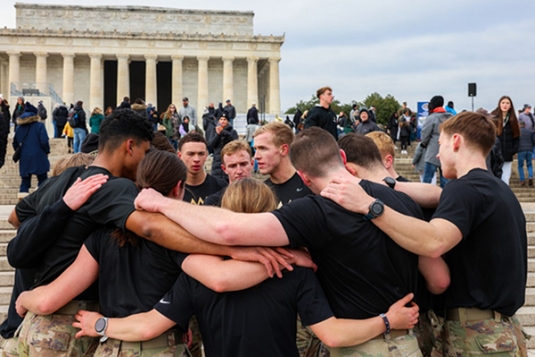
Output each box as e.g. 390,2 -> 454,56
0,85 -> 530,357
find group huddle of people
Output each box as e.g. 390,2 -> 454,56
0,86 -> 530,357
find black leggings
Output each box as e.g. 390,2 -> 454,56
400,136 -> 409,150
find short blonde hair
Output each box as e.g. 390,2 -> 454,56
221,140 -> 252,165
52,153 -> 95,176
253,121 -> 294,147
366,131 -> 396,159
221,178 -> 277,213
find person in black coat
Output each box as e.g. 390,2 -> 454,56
209,114 -> 238,180
12,97 -> 24,131
386,112 -> 399,143
246,103 -> 259,125
491,96 -> 520,185
0,97 -> 11,169
53,104 -> 69,138
214,102 -> 224,120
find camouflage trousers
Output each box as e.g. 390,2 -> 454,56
296,316 -> 330,357
0,336 -> 20,357
443,312 -> 530,357
328,330 -> 422,357
17,312 -> 98,357
413,310 -> 445,357
187,316 -> 202,357
94,330 -> 190,357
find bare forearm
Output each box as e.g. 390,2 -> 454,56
311,316 -> 385,347
419,256 -> 450,294
395,182 -> 441,209
373,208 -> 447,258
183,255 -> 271,292
128,211 -> 233,256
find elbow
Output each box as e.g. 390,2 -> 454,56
319,334 -> 346,348
138,328 -> 160,341
35,299 -> 57,316
208,279 -> 231,293
427,276 -> 450,295
216,222 -> 238,245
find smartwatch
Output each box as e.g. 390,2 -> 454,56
383,177 -> 396,189
363,199 -> 384,221
95,317 -> 109,343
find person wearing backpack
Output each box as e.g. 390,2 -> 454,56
71,100 -> 87,153
54,103 -> 69,138
37,101 -> 47,121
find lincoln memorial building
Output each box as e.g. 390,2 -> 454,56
0,3 -> 284,119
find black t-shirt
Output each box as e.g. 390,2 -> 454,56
203,187 -> 226,207
264,172 -> 313,207
183,174 -> 227,205
272,180 -> 422,319
432,169 -> 527,316
15,165 -> 138,299
155,267 -> 333,357
84,226 -> 187,317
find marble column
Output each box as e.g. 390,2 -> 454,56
145,54 -> 158,106
246,57 -> 259,109
7,51 -> 21,95
269,58 -> 281,115
171,55 -> 184,106
61,53 -> 75,105
116,54 -> 130,104
0,60 -> 7,97
34,52 -> 48,94
197,56 -> 209,110
89,54 -> 103,110
222,56 -> 234,103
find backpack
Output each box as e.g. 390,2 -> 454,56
68,109 -> 79,127
38,106 -> 47,120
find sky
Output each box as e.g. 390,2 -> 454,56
2,0 -> 535,113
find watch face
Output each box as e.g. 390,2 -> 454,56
371,202 -> 384,215
95,318 -> 106,333
384,177 -> 396,188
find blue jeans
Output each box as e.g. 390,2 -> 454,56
73,127 -> 86,153
518,151 -> 533,182
423,162 -> 448,188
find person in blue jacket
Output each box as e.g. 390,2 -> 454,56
13,102 -> 50,194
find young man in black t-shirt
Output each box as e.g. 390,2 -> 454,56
204,140 -> 254,207
253,121 -> 312,205
253,121 -> 317,356
178,133 -> 227,205
322,111 -> 528,356
304,86 -> 338,140
135,128 -> 426,355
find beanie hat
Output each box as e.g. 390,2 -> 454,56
359,107 -> 370,116
81,133 -> 99,155
19,102 -> 38,119
428,96 -> 444,112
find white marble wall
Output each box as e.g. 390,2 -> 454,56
16,4 -> 254,36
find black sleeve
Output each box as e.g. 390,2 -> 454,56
431,180 -> 486,239
85,179 -> 137,230
208,130 -> 221,148
84,230 -> 103,263
271,197 -> 329,249
8,199 -> 74,268
296,269 -> 334,327
304,110 -> 318,129
154,274 -> 194,331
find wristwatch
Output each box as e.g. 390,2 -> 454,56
383,177 -> 396,189
363,199 -> 384,221
95,317 -> 109,343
